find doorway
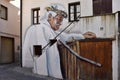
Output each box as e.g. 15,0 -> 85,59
0,36 -> 14,64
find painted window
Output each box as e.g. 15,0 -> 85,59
32,8 -> 40,24
93,0 -> 112,15
0,5 -> 8,20
68,2 -> 80,22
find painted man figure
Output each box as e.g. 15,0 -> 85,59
22,3 -> 96,79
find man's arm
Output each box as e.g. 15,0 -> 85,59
57,31 -> 96,41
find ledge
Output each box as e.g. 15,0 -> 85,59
78,38 -> 115,42
65,38 -> 115,43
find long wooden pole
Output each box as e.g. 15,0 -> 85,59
59,40 -> 102,67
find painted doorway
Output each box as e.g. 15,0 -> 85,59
0,36 -> 14,64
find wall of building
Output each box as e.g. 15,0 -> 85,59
22,0 -> 120,79
0,0 -> 20,35
67,14 -> 115,37
22,0 -> 120,37
113,0 -> 120,13
22,0 -> 93,38
0,0 -> 20,62
117,12 -> 120,80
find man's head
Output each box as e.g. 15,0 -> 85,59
46,3 -> 67,30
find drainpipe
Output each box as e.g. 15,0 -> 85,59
20,0 -> 22,67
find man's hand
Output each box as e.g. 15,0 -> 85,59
83,31 -> 96,39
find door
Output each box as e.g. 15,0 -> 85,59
0,36 -> 14,64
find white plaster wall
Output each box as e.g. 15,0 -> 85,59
22,0 -> 93,39
62,15 -> 116,38
112,38 -> 118,80
22,0 -> 120,37
22,0 -> 68,39
22,0 -> 119,80
22,0 -> 32,40
112,13 -> 118,80
80,0 -> 92,17
113,0 -> 120,13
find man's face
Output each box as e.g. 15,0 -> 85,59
50,15 -> 64,30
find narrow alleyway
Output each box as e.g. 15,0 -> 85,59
0,63 -> 61,80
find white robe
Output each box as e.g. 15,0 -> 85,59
22,20 -> 85,79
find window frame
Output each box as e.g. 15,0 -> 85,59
0,4 -> 8,20
32,8 -> 40,25
68,2 -> 80,22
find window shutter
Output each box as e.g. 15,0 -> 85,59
93,0 -> 112,15
104,0 -> 112,14
93,0 -> 102,15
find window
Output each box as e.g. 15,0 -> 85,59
93,0 -> 112,15
68,2 -> 80,22
32,8 -> 40,24
0,5 -> 8,20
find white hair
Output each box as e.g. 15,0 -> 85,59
51,3 -> 66,12
40,3 -> 66,21
40,11 -> 57,21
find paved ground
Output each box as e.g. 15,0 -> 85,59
0,63 -> 61,80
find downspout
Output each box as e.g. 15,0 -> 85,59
20,0 -> 22,67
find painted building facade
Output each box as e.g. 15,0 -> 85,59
22,0 -> 120,80
0,0 -> 20,63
